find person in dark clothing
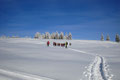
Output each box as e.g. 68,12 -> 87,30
47,41 -> 50,46
65,42 -> 68,48
53,42 -> 56,46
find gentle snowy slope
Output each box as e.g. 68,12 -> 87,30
0,38 -> 120,80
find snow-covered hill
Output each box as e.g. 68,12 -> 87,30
0,38 -> 120,80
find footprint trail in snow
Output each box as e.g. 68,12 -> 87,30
68,48 -> 113,80
84,56 -> 113,80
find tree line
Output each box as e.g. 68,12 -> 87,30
34,32 -> 72,40
101,33 -> 120,42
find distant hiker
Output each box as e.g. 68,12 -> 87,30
61,43 -> 65,47
65,42 -> 68,48
53,42 -> 56,46
47,41 -> 50,46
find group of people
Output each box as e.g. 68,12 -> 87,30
47,41 -> 71,48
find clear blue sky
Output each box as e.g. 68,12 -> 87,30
0,0 -> 120,41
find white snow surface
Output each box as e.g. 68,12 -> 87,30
0,38 -> 120,80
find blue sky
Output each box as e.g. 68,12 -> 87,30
0,0 -> 120,41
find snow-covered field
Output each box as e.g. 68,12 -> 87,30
0,38 -> 120,80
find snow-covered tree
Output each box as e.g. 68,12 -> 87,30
101,33 -> 104,41
55,32 -> 59,39
51,33 -> 55,39
65,33 -> 68,39
34,31 -> 72,40
45,32 -> 50,39
115,34 -> 119,42
68,32 -> 72,40
34,32 -> 41,39
106,34 -> 110,41
59,32 -> 64,39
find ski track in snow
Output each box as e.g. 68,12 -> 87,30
0,69 -> 55,80
68,48 -> 94,56
68,48 -> 113,80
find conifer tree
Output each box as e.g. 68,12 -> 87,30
34,32 -> 41,39
115,34 -> 119,42
106,34 -> 110,41
101,33 -> 104,41
45,32 -> 50,39
65,33 -> 68,39
51,33 -> 55,39
55,32 -> 59,39
68,32 -> 72,40
59,32 -> 64,39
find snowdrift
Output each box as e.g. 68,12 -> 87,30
0,38 -> 120,80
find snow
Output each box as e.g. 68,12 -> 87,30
0,38 -> 120,80
85,56 -> 112,80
